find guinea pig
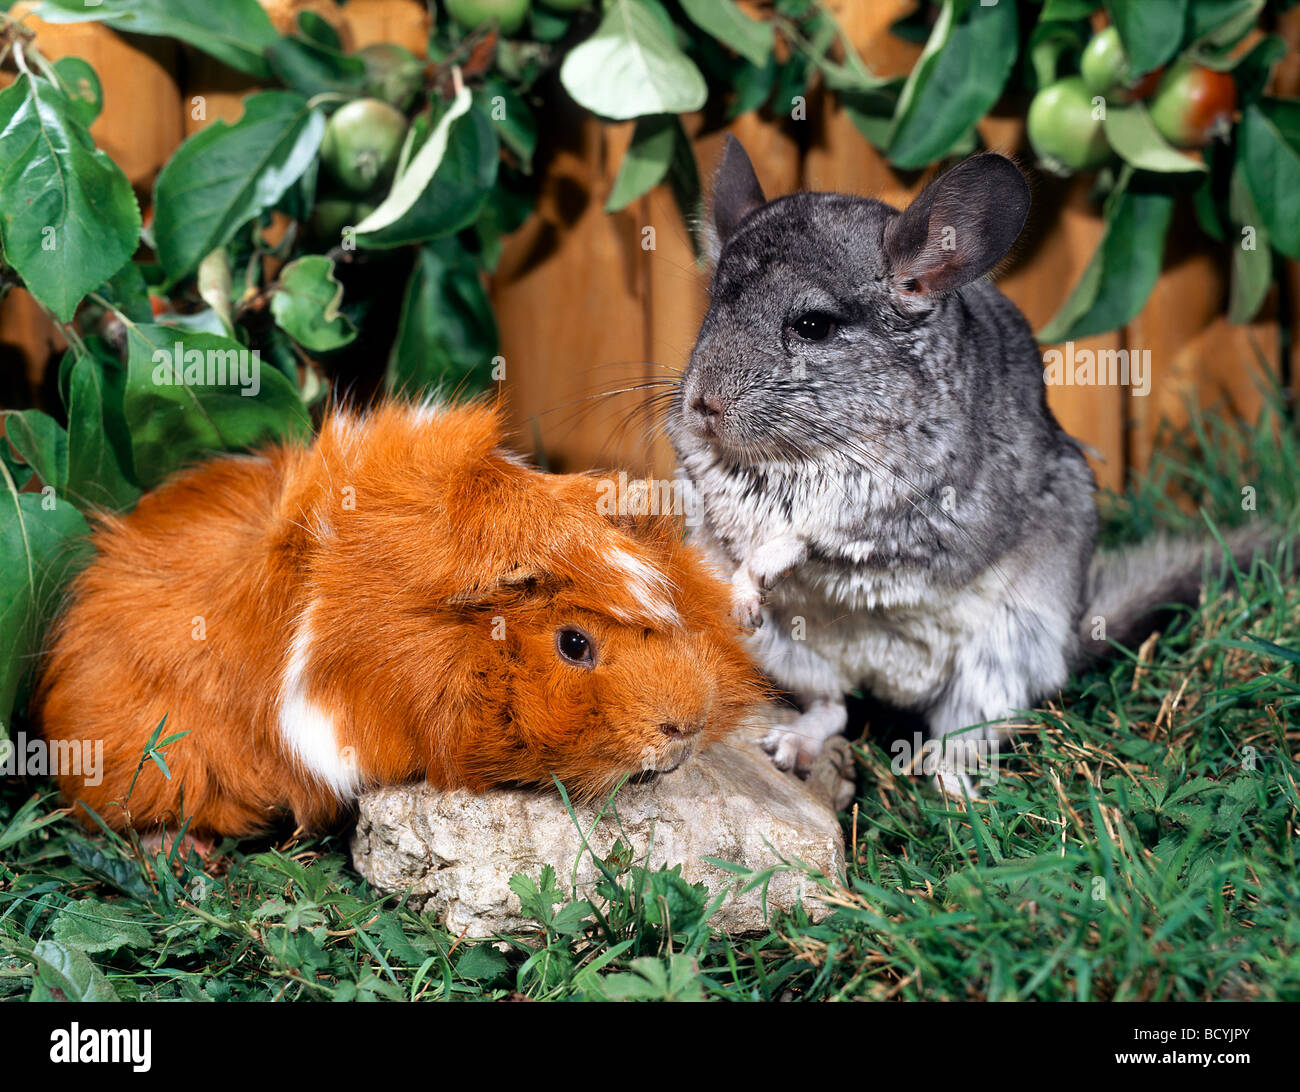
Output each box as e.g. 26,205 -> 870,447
35,400 -> 763,841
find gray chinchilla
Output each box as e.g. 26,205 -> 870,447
667,137 -> 1270,798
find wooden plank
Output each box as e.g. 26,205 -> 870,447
183,52 -> 259,135
337,0 -> 430,52
1272,7 -> 1300,400
0,288 -> 67,401
491,110 -> 652,475
1126,239 -> 1281,475
8,4 -> 182,189
802,0 -> 923,202
637,113 -> 803,481
1124,13 -> 1299,474
260,0 -> 347,35
184,1 -> 347,134
633,176 -> 702,483
2,6 -> 182,405
980,116 -> 1127,493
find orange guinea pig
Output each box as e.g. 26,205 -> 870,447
35,400 -> 763,840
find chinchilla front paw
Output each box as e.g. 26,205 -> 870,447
730,568 -> 765,631
759,697 -> 848,773
730,536 -> 806,632
760,724 -> 807,770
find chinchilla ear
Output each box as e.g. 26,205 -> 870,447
705,136 -> 767,261
883,153 -> 1030,299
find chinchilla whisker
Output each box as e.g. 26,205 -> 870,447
627,390 -> 680,425
581,359 -> 685,377
603,406 -> 657,456
613,390 -> 688,454
645,245 -> 706,280
531,371 -> 683,454
572,359 -> 680,383
607,395 -> 676,449
577,363 -> 667,379
531,382 -> 680,441
592,381 -> 680,399
532,380 -> 679,419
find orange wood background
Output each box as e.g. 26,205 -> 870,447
2,0 -> 1296,499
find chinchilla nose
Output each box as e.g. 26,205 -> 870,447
691,393 -> 723,418
690,393 -> 724,434
658,720 -> 704,740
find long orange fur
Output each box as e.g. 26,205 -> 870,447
35,401 -> 763,839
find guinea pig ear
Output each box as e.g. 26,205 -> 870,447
498,565 -> 544,589
450,565 -> 557,605
883,153 -> 1030,300
606,511 -> 682,559
706,136 -> 767,261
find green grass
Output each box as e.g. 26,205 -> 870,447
2,391 -> 1298,1002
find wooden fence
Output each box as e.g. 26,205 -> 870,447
3,0 -> 1298,495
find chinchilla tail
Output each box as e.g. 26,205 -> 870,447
1073,524 -> 1281,669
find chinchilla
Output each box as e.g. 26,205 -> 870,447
667,137 -> 1272,797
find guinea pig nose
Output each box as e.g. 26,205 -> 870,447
659,721 -> 703,740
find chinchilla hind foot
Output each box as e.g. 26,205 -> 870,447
931,734 -> 1005,801
808,735 -> 856,811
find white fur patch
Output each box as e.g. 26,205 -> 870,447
409,393 -> 446,425
492,446 -> 531,470
322,413 -> 363,467
608,547 -> 679,627
278,607 -> 362,798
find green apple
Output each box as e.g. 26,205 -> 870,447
321,98 -> 409,196
444,0 -> 532,35
1149,60 -> 1238,149
1081,27 -> 1130,97
357,43 -> 424,111
1027,76 -> 1112,174
310,198 -> 377,244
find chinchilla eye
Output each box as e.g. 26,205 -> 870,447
556,627 -> 596,667
792,311 -> 836,342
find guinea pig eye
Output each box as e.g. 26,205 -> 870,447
556,627 -> 596,667
790,311 -> 836,343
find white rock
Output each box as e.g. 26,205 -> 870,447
350,713 -> 849,937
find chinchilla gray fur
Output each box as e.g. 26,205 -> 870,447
667,137 -> 1270,793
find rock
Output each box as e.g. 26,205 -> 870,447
350,710 -> 848,937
